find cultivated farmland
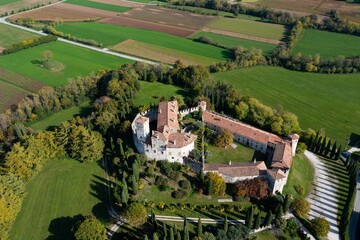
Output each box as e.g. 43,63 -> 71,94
55,22 -> 230,63
0,80 -> 30,112
213,66 -> 360,146
0,0 -> 58,15
0,41 -> 133,86
0,23 -> 39,49
205,17 -> 286,42
64,0 -> 131,12
291,29 -> 360,59
10,158 -> 106,240
191,31 -> 277,55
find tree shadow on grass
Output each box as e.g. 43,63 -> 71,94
46,214 -> 84,240
90,175 -> 112,221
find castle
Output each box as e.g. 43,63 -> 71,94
132,101 -> 299,194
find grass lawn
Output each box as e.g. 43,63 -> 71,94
0,0 -> 18,6
206,143 -> 266,164
0,23 -> 39,49
251,230 -> 278,240
191,31 -> 277,55
206,17 -> 286,40
283,154 -> 314,198
0,41 -> 133,86
65,0 -> 130,12
135,81 -> 189,107
213,66 -> 360,146
55,22 -> 231,61
10,158 -> 107,240
292,29 -> 360,59
30,101 -> 92,131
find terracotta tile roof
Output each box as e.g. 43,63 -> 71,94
157,101 -> 179,133
204,161 -> 267,178
267,169 -> 287,180
202,111 -> 283,145
152,131 -> 167,142
289,133 -> 300,140
271,143 -> 293,169
167,132 -> 197,148
135,116 -> 149,124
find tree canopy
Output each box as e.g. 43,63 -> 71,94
73,215 -> 107,240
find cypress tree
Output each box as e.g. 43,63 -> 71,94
319,137 -> 327,155
132,162 -> 139,181
275,205 -> 283,220
311,130 -> 320,151
169,227 -> 175,240
143,235 -> 149,240
330,142 -> 337,159
283,194 -> 291,213
223,216 -> 228,233
121,186 -> 128,204
315,136 -> 323,153
345,154 -> 351,168
132,174 -> 138,195
324,139 -> 331,157
245,206 -> 254,229
163,222 -> 167,239
335,145 -> 342,160
254,213 -> 261,229
197,218 -> 203,237
307,134 -> 314,149
207,179 -> 213,195
153,232 -> 159,240
263,211 -> 272,227
183,217 -> 189,240
151,211 -> 156,224
199,170 -> 205,186
176,231 -> 181,240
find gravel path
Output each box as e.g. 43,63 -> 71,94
304,150 -> 340,240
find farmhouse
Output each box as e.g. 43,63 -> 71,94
202,111 -> 299,193
132,101 -> 205,163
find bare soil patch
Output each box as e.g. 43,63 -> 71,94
112,39 -> 217,65
90,0 -> 141,7
119,5 -> 215,30
100,16 -> 196,37
202,27 -> 282,44
0,67 -> 44,92
10,3 -> 118,21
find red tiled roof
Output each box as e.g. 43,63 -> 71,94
267,169 -> 287,180
271,143 -> 292,169
157,101 -> 179,133
202,111 -> 283,145
204,161 -> 267,178
135,116 -> 149,124
167,132 -> 197,148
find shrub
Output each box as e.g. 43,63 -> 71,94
172,189 -> 188,199
155,176 -> 168,187
311,217 -> 330,237
296,142 -> 307,154
158,185 -> 170,192
294,185 -> 305,195
233,178 -> 270,199
205,172 -> 226,196
292,198 -> 310,217
179,180 -> 191,189
169,171 -> 181,181
124,203 -> 147,227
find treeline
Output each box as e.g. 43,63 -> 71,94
340,154 -> 359,240
307,130 -> 342,159
169,0 -> 360,36
1,35 -> 57,55
43,26 -> 103,47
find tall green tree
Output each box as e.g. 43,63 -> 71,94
163,222 -> 167,239
319,137 -> 327,155
183,217 -> 189,240
335,145 -> 342,160
254,213 -> 261,229
153,232 -> 159,240
315,136 -> 323,153
73,215 -> 107,240
123,203 -> 147,227
132,174 -> 138,195
324,139 -> 331,157
197,218 -> 203,237
169,226 -> 175,240
283,194 -> 291,213
330,142 -> 337,159
263,211 -> 272,227
245,206 -> 254,229
275,205 -> 283,220
223,216 -> 228,233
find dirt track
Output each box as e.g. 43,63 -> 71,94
91,0 -> 141,7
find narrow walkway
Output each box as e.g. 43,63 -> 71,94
304,150 -> 340,240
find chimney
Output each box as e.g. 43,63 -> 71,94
229,160 -> 231,166
253,158 -> 256,163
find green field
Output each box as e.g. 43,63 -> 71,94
206,17 -> 286,40
192,31 -> 277,55
135,81 -> 189,107
0,41 -> 132,86
65,0 -> 130,12
206,143 -> 266,164
283,154 -> 314,198
55,22 -> 231,62
0,0 -> 18,5
213,66 -> 360,146
10,158 -> 107,240
30,101 -> 92,131
0,23 -> 39,49
292,29 -> 360,59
